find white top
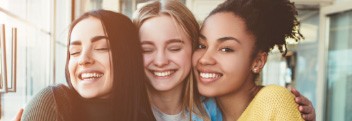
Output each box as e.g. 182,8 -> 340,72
151,105 -> 190,121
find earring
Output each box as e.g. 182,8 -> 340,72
252,68 -> 259,73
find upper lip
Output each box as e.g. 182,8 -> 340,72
148,68 -> 177,72
77,69 -> 104,80
195,66 -> 221,74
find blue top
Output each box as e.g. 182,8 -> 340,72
192,98 -> 223,121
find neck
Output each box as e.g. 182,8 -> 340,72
217,81 -> 261,121
148,82 -> 184,115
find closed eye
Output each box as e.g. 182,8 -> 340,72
142,48 -> 154,54
70,51 -> 80,55
168,46 -> 182,52
95,48 -> 110,51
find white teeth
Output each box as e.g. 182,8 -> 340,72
200,72 -> 220,79
154,71 -> 173,77
81,73 -> 103,79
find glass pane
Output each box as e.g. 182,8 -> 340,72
295,10 -> 320,108
55,0 -> 70,85
75,0 -> 120,19
326,10 -> 352,121
0,0 -> 54,120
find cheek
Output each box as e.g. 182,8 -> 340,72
172,49 -> 192,68
97,54 -> 114,87
143,54 -> 153,67
68,59 -> 78,84
221,55 -> 251,76
192,51 -> 202,67
96,52 -> 111,67
68,60 -> 75,75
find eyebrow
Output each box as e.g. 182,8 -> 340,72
70,36 -> 108,45
199,34 -> 241,44
166,39 -> 184,45
141,39 -> 184,45
218,36 -> 241,44
141,41 -> 154,45
199,34 -> 206,40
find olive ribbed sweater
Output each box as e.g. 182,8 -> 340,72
21,84 -> 70,121
21,84 -> 115,121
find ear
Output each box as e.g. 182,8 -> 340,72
251,51 -> 267,74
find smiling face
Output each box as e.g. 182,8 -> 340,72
139,15 -> 192,92
68,16 -> 113,99
193,12 -> 259,97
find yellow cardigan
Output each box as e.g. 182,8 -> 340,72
238,85 -> 304,121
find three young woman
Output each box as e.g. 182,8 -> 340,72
19,0 -> 316,121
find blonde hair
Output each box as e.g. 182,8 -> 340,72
132,0 -> 209,120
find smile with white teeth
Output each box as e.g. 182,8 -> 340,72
153,71 -> 174,77
81,73 -> 104,80
200,72 -> 221,79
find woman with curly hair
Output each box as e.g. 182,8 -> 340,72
193,0 -> 308,120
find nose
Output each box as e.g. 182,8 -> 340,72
198,49 -> 216,66
78,49 -> 95,66
153,50 -> 169,67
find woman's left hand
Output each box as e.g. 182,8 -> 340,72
291,88 -> 316,121
12,108 -> 23,121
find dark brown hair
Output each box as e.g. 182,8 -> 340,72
65,10 -> 155,121
207,0 -> 303,56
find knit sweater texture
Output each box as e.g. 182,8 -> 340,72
238,85 -> 304,121
21,84 -> 70,121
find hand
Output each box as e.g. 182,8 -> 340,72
12,108 -> 23,121
291,88 -> 316,121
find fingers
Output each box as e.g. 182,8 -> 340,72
291,88 -> 316,121
302,112 -> 316,121
294,92 -> 311,106
12,108 -> 24,121
299,105 -> 312,114
295,97 -> 308,106
291,87 -> 301,97
298,103 -> 316,121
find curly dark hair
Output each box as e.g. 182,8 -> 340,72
207,0 -> 303,56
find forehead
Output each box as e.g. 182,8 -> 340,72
201,12 -> 254,42
139,15 -> 189,43
70,17 -> 106,42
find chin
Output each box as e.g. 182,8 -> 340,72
198,87 -> 219,97
152,85 -> 174,92
149,81 -> 181,92
78,89 -> 98,99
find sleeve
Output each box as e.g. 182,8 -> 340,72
261,85 -> 304,121
21,86 -> 59,121
203,98 -> 223,121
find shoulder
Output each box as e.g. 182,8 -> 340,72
253,85 -> 297,108
247,85 -> 303,120
256,85 -> 294,101
22,84 -> 71,121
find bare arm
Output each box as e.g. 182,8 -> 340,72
12,108 -> 23,121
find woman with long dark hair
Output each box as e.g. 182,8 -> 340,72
21,10 -> 155,121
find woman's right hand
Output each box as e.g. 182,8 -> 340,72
12,108 -> 23,121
